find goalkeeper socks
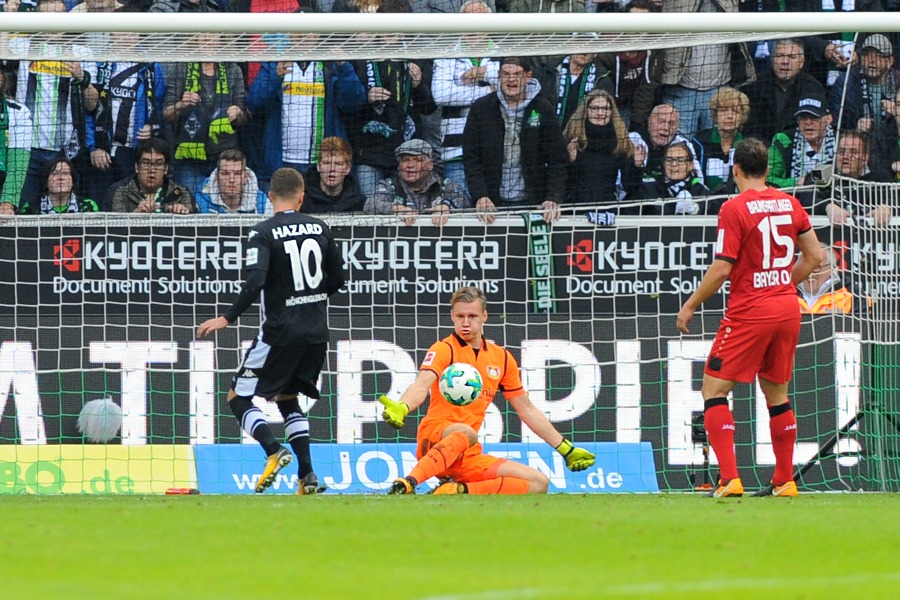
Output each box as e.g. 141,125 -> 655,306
465,477 -> 530,495
278,399 -> 313,478
230,396 -> 281,456
408,431 -> 470,483
768,402 -> 797,486
704,397 -> 738,481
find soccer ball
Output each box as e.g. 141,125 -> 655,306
439,363 -> 483,406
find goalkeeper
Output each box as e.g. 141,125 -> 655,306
380,286 -> 595,495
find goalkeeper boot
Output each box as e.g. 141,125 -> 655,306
707,478 -> 744,498
388,476 -> 417,495
432,482 -> 467,495
296,471 -> 327,496
255,447 -> 293,494
751,480 -> 798,497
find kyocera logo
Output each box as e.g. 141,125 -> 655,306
49,239 -> 244,272
566,239 -> 593,273
53,239 -> 82,272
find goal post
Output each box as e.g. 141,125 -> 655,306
0,12 -> 887,62
0,13 -> 898,494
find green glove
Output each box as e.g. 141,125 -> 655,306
377,395 -> 409,429
556,438 -> 595,472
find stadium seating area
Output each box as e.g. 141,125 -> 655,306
1,0 -> 899,225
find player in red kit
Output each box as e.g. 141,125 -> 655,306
677,138 -> 823,498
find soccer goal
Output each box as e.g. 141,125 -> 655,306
0,12 -> 898,494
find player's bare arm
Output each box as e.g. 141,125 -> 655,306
677,259 -> 733,334
399,370 -> 438,413
791,229 -> 824,285
509,393 -> 596,471
378,369 -> 437,429
196,316 -> 229,338
507,393 -> 564,448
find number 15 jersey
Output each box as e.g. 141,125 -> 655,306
715,188 -> 811,322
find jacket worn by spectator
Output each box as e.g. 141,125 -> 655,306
246,61 -> 366,181
659,0 -> 755,88
462,80 -> 568,207
566,121 -> 641,207
0,96 -> 32,209
741,70 -> 825,143
364,172 -> 468,214
109,175 -> 196,213
595,50 -> 661,129
301,169 -> 367,213
149,0 -> 222,11
195,167 -> 270,214
634,175 -> 716,215
767,125 -> 836,190
347,60 -> 437,171
829,66 -> 900,132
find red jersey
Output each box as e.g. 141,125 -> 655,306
418,332 -> 526,433
715,187 -> 812,322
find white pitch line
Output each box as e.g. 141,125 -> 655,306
418,572 -> 900,600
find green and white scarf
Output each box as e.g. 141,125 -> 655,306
790,125 -> 836,181
0,96 -> 8,174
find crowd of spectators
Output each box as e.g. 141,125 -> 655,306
1,0 -> 899,227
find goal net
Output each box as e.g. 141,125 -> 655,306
0,12 -> 898,494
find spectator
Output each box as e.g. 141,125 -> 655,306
163,55 -> 246,196
331,0 -> 379,11
69,0 -> 125,10
830,34 -> 900,139
414,0 -> 495,12
659,0 -> 755,139
246,59 -> 365,189
431,0 -> 498,199
195,148 -> 270,214
876,88 -> 900,180
692,86 -> 749,194
552,53 -> 612,128
19,156 -> 98,214
109,137 -> 196,213
13,0 -> 99,205
462,56 -> 568,224
817,130 -> 893,226
507,0 -> 584,12
347,54 -> 437,198
365,138 -> 468,226
0,68 -> 32,214
636,103 -> 700,183
767,92 -> 835,189
563,89 -> 643,207
594,0 -> 661,128
742,38 -> 826,143
798,243 -> 867,314
302,136 -> 366,213
635,140 -> 714,215
87,61 -> 166,209
149,0 -> 222,11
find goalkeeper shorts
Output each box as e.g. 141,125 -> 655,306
417,419 -> 506,483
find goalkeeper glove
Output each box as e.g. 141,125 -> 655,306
377,395 -> 409,429
556,438 -> 595,472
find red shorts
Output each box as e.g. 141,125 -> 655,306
417,419 -> 506,483
704,316 -> 800,384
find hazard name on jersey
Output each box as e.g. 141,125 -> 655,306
271,223 -> 324,239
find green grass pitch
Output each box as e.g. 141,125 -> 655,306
3,494 -> 899,599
